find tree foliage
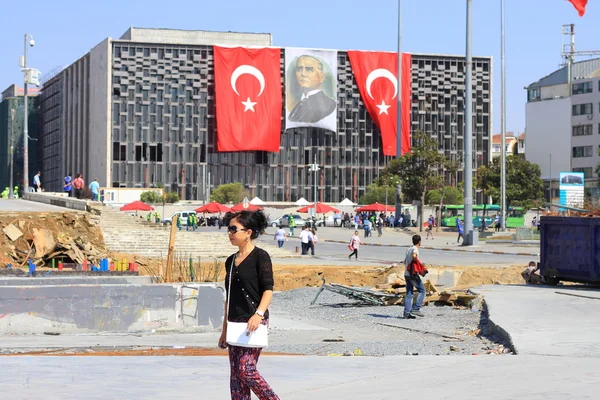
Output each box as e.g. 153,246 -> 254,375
381,132 -> 446,203
426,186 -> 463,205
475,155 -> 543,209
358,183 -> 397,205
140,191 -> 162,204
211,182 -> 248,204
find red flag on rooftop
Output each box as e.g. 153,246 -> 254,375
568,0 -> 588,16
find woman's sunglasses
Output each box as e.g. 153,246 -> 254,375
227,226 -> 248,234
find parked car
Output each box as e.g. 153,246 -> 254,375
163,211 -> 197,226
315,215 -> 336,227
269,214 -> 306,228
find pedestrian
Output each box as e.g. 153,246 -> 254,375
348,230 -> 362,260
377,215 -> 384,237
33,171 -> 42,192
531,216 -> 537,228
288,215 -> 296,236
187,213 -> 194,231
457,219 -> 464,244
89,178 -> 100,201
176,214 -> 182,230
363,218 -> 371,238
299,225 -> 312,255
403,234 -> 426,319
309,228 -> 317,255
72,173 -> 85,199
480,218 -> 486,232
218,210 -> 280,400
274,225 -> 287,248
64,173 -> 72,197
426,215 -> 435,239
495,214 -> 501,232
333,212 -> 340,227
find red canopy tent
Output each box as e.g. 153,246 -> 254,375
195,201 -> 231,214
230,203 -> 263,212
297,202 -> 340,214
120,200 -> 154,212
354,202 -> 394,213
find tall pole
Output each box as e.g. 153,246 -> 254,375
395,0 -> 403,220
23,34 -> 29,193
463,0 -> 474,245
500,0 -> 507,230
9,109 -> 16,199
549,153 -> 553,203
313,154 -> 318,218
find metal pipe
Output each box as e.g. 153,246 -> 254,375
395,0 -> 403,220
313,154 -> 318,218
549,153 -> 553,203
9,109 -> 15,199
500,0 -> 507,230
463,0 -> 474,245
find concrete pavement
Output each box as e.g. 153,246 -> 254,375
2,355 -> 598,399
0,199 -> 72,212
473,284 -> 600,358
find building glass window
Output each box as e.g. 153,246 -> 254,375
572,124 -> 593,136
572,81 -> 593,95
573,167 -> 592,178
572,103 -> 593,116
572,145 -> 593,158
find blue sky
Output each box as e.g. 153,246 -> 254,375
0,0 -> 597,134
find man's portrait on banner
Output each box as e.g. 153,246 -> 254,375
286,54 -> 337,124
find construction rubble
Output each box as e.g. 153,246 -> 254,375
0,213 -> 109,267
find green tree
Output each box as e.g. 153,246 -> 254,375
358,183 -> 397,205
475,155 -> 543,209
210,182 -> 248,204
426,186 -> 463,205
381,132 -> 446,231
165,191 -> 180,203
140,191 -> 161,204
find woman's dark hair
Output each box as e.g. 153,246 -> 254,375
223,210 -> 269,239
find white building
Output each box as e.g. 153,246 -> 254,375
525,58 -> 600,199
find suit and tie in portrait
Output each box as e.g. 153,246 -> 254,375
285,49 -> 338,132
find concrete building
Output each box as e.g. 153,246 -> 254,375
491,131 -> 519,159
0,85 -> 40,191
526,58 -> 600,197
37,27 -> 492,203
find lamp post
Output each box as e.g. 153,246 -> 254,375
9,109 -> 16,199
548,153 -> 553,203
21,33 -> 36,193
309,155 -> 320,218
395,0 -> 403,220
500,0 -> 507,230
463,0 -> 475,245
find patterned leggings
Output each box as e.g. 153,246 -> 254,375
228,344 -> 279,400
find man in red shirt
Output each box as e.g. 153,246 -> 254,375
72,173 -> 85,199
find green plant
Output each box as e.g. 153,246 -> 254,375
210,182 -> 248,204
165,191 -> 180,203
140,191 -> 161,204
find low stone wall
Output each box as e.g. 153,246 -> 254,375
0,282 -> 224,334
23,192 -> 89,211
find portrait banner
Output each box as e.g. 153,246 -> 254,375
348,51 -> 412,156
214,46 -> 282,152
284,48 -> 338,132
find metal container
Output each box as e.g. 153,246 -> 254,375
540,216 -> 600,284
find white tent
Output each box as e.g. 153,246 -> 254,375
249,197 -> 265,205
338,198 -> 357,206
295,197 -> 310,206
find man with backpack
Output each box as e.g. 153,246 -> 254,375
403,235 -> 427,319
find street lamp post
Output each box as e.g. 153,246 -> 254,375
549,153 -> 553,203
500,0 -> 507,230
9,109 -> 16,199
463,0 -> 475,245
395,0 -> 403,220
22,33 -> 35,193
309,155 -> 320,218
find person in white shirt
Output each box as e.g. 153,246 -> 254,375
299,226 -> 312,255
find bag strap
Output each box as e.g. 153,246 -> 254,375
226,254 -> 235,324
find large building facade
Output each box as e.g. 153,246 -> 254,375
38,28 -> 492,203
526,58 -> 600,198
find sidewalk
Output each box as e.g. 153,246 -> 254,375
276,226 -> 539,256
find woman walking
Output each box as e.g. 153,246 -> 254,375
348,230 -> 362,260
218,210 -> 280,400
274,225 -> 287,248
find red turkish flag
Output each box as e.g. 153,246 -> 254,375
214,46 -> 282,152
568,0 -> 588,16
348,51 -> 412,156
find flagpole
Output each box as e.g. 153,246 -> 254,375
500,0 -> 507,230
463,0 -> 474,245
395,0 -> 403,222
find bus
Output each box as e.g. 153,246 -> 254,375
440,205 -> 525,228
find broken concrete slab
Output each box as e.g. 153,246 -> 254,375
3,224 -> 23,242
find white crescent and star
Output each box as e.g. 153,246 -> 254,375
365,68 -> 398,115
230,65 -> 265,112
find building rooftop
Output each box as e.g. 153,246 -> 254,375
1,84 -> 40,102
492,133 -> 517,144
118,27 -> 272,47
527,57 -> 600,89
